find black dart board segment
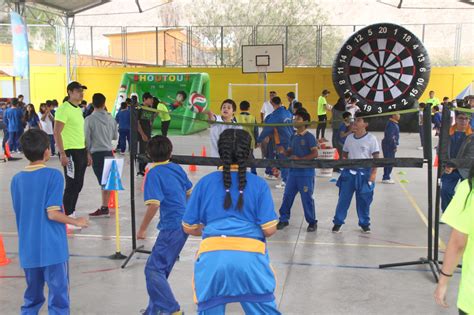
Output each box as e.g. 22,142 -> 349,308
333,23 -> 431,114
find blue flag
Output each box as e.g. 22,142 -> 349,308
10,12 -> 29,78
105,160 -> 124,191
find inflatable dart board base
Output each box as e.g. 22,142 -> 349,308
333,23 -> 431,121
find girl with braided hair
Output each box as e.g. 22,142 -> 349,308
183,129 -> 280,314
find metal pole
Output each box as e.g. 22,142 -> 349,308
163,30 -> 167,66
72,16 -> 77,80
421,24 -> 425,42
155,27 -> 159,66
90,26 -> 94,65
423,104 -> 434,262
228,84 -> 232,99
264,73 -> 267,103
65,16 -> 70,83
285,25 -> 288,65
220,26 -> 224,66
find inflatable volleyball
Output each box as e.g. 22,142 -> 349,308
188,93 -> 207,113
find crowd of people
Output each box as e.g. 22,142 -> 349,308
2,83 -> 474,315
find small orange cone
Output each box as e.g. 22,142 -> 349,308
0,234 -> 11,266
201,146 -> 207,157
4,143 -> 12,160
188,153 -> 197,172
433,154 -> 438,167
334,149 -> 340,160
108,191 -> 116,208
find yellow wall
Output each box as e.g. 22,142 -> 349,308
2,66 -> 473,120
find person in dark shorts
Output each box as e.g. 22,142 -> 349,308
137,92 -> 156,175
84,93 -> 118,218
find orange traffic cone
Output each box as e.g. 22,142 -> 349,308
4,143 -> 12,160
188,153 -> 197,172
108,191 -> 116,208
433,154 -> 438,167
334,149 -> 340,160
0,234 -> 11,266
201,146 -> 207,157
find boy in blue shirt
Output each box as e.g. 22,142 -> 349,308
257,96 -> 294,189
440,111 -> 472,212
10,129 -> 89,314
277,110 -> 319,232
381,113 -> 400,184
432,105 -> 442,136
338,111 -> 353,148
4,98 -> 24,152
137,135 -> 192,315
115,101 -> 131,154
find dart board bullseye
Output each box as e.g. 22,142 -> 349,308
333,23 -> 431,114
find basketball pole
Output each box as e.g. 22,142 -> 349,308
264,72 -> 267,103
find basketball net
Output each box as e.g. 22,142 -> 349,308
257,65 -> 268,81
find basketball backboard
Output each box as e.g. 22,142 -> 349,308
242,44 -> 284,73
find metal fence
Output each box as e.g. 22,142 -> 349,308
0,23 -> 472,67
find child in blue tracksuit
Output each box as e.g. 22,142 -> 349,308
137,135 -> 192,315
338,111 -> 353,148
277,110 -> 319,232
115,102 -> 131,154
10,129 -> 89,314
381,113 -> 400,183
257,96 -> 294,188
4,99 -> 23,152
432,106 -> 442,136
183,129 -> 280,315
440,111 -> 472,212
332,112 -> 380,234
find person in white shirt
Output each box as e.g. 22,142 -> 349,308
260,91 -> 277,122
38,102 -> 56,155
332,112 -> 380,234
346,97 -> 361,117
206,99 -> 242,157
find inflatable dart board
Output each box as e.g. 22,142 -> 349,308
333,23 -> 431,114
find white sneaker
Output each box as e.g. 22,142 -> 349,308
381,179 -> 395,184
276,182 -> 286,189
264,174 -> 277,180
67,213 -> 81,231
417,146 -> 423,150
67,224 -> 82,231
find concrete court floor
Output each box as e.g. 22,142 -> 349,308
0,129 -> 461,315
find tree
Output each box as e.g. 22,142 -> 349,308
185,0 -> 344,66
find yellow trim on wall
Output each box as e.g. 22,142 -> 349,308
7,66 -> 473,121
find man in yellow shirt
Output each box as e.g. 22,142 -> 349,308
426,90 -> 440,107
435,168 -> 474,314
53,81 -> 91,231
317,89 -> 330,141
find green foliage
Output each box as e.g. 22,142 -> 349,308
188,0 -> 344,66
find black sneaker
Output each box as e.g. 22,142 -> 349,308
89,207 -> 110,218
307,223 -> 317,232
137,171 -> 145,177
276,221 -> 289,230
332,224 -> 342,233
360,225 -> 371,234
